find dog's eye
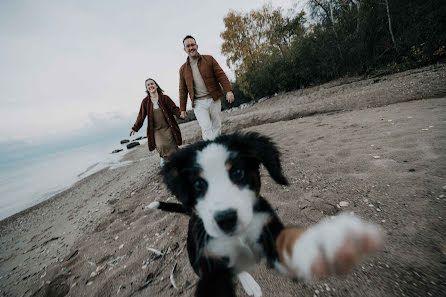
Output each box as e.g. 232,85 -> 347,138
193,178 -> 207,194
230,168 -> 245,182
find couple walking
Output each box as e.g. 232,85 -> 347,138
130,35 -> 234,165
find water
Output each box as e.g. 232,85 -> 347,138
0,138 -> 145,221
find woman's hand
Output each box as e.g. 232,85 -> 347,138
129,129 -> 135,136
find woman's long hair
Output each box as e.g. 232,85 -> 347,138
145,78 -> 164,96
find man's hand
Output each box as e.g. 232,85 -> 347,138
180,111 -> 187,119
226,91 -> 235,104
129,129 -> 135,136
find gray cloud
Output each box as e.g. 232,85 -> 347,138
1,0 -> 295,144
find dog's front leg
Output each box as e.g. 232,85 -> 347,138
275,213 -> 383,280
195,268 -> 236,297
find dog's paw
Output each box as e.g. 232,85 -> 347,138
279,213 -> 383,280
145,201 -> 160,209
237,271 -> 262,297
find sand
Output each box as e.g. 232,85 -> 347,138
1,64 -> 445,297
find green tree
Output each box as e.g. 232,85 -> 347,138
221,0 -> 446,100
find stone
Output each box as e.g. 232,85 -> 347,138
127,142 -> 140,149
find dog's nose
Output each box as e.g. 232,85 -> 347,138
214,209 -> 237,233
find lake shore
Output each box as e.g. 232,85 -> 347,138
1,64 -> 445,297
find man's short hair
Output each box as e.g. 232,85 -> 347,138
183,35 -> 196,46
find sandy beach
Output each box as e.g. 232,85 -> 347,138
1,64 -> 445,297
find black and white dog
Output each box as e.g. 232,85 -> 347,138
149,132 -> 382,297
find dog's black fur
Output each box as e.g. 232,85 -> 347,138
154,132 -> 381,297
156,133 -> 288,297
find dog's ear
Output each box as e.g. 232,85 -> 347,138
160,141 -> 208,208
218,132 -> 288,186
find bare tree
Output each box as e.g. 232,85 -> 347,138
311,0 -> 344,61
383,0 -> 397,51
353,0 -> 361,33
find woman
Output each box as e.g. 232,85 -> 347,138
130,78 -> 183,166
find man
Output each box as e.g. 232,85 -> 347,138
179,35 -> 234,141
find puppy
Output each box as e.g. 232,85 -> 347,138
150,132 -> 382,297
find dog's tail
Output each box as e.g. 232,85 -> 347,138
146,201 -> 188,215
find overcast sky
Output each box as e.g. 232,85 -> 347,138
0,0 -> 305,145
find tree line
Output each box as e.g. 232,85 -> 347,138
219,0 -> 446,109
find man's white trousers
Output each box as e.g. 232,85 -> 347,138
193,97 -> 222,141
